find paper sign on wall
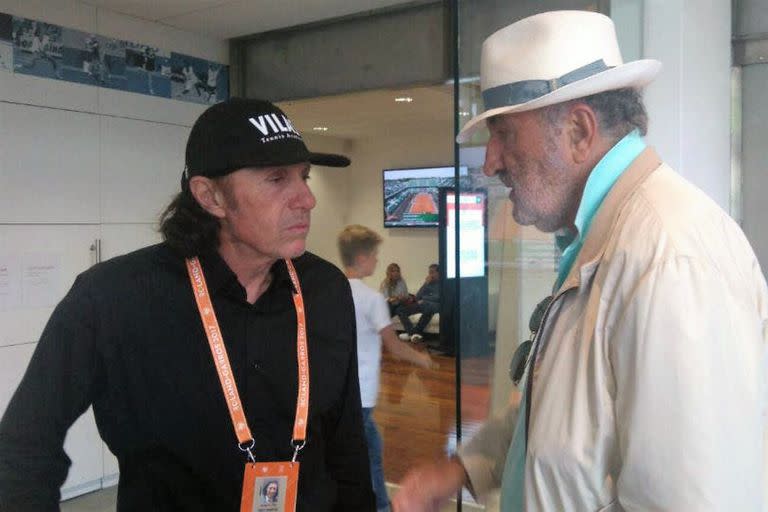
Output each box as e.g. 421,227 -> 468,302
0,255 -> 22,311
22,253 -> 63,309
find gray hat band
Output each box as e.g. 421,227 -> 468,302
482,59 -> 612,110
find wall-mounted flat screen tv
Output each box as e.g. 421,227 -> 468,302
382,166 -> 468,228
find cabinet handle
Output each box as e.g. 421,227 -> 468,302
89,239 -> 102,265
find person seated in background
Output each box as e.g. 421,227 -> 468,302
338,225 -> 436,512
395,263 -> 440,343
379,262 -> 409,317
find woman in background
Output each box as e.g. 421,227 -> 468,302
379,263 -> 409,317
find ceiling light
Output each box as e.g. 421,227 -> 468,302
459,111 -> 470,117
312,126 -> 328,131
394,96 -> 413,103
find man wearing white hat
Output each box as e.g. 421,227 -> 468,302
393,10 -> 768,512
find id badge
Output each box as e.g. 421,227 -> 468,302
240,461 -> 299,512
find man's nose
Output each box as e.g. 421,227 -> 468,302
483,137 -> 503,177
294,180 -> 316,210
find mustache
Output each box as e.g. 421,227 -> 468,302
290,217 -> 311,225
494,169 -> 514,189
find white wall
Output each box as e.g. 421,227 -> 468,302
343,121 -> 453,291
738,0 -> 768,273
303,133 -> 353,266
741,63 -> 768,273
0,0 -> 227,499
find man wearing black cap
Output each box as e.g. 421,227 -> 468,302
0,98 -> 376,511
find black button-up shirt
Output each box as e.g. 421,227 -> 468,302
0,243 -> 375,511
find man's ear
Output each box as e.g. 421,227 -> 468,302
567,103 -> 599,164
188,176 -> 226,218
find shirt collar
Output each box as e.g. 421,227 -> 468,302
197,249 -> 295,302
555,130 -> 646,289
574,129 -> 646,240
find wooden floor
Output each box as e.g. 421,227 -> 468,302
374,341 -> 493,483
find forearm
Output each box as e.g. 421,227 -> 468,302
381,326 -> 429,367
390,455 -> 469,511
0,431 -> 66,510
457,401 -> 519,500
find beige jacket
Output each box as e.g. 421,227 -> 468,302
459,149 -> 768,511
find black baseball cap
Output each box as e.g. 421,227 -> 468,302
183,97 -> 350,184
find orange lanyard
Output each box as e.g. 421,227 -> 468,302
186,257 -> 310,462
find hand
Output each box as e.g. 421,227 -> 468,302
391,457 -> 467,512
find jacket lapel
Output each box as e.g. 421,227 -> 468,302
557,147 -> 663,294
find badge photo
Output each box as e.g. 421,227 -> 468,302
241,462 -> 299,512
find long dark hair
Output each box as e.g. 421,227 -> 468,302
383,262 -> 402,294
159,190 -> 220,257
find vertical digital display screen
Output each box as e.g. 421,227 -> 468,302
445,192 -> 485,278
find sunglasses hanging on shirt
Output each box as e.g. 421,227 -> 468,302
509,295 -> 553,385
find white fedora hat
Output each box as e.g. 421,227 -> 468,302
456,10 -> 661,143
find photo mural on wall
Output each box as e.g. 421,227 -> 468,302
60,30 -> 125,88
0,13 -> 11,72
1,12 -> 229,104
12,18 -> 64,80
170,52 -> 229,105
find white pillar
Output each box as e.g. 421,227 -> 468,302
642,0 -> 732,210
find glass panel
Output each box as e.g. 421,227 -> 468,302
453,1 -> 643,510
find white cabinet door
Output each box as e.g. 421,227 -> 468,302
0,69 -> 99,113
0,224 -> 104,500
99,223 -> 162,261
0,224 -> 99,347
99,116 -> 189,224
0,103 -> 100,223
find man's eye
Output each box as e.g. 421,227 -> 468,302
498,131 -> 515,145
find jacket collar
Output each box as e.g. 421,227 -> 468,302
556,146 -> 663,294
